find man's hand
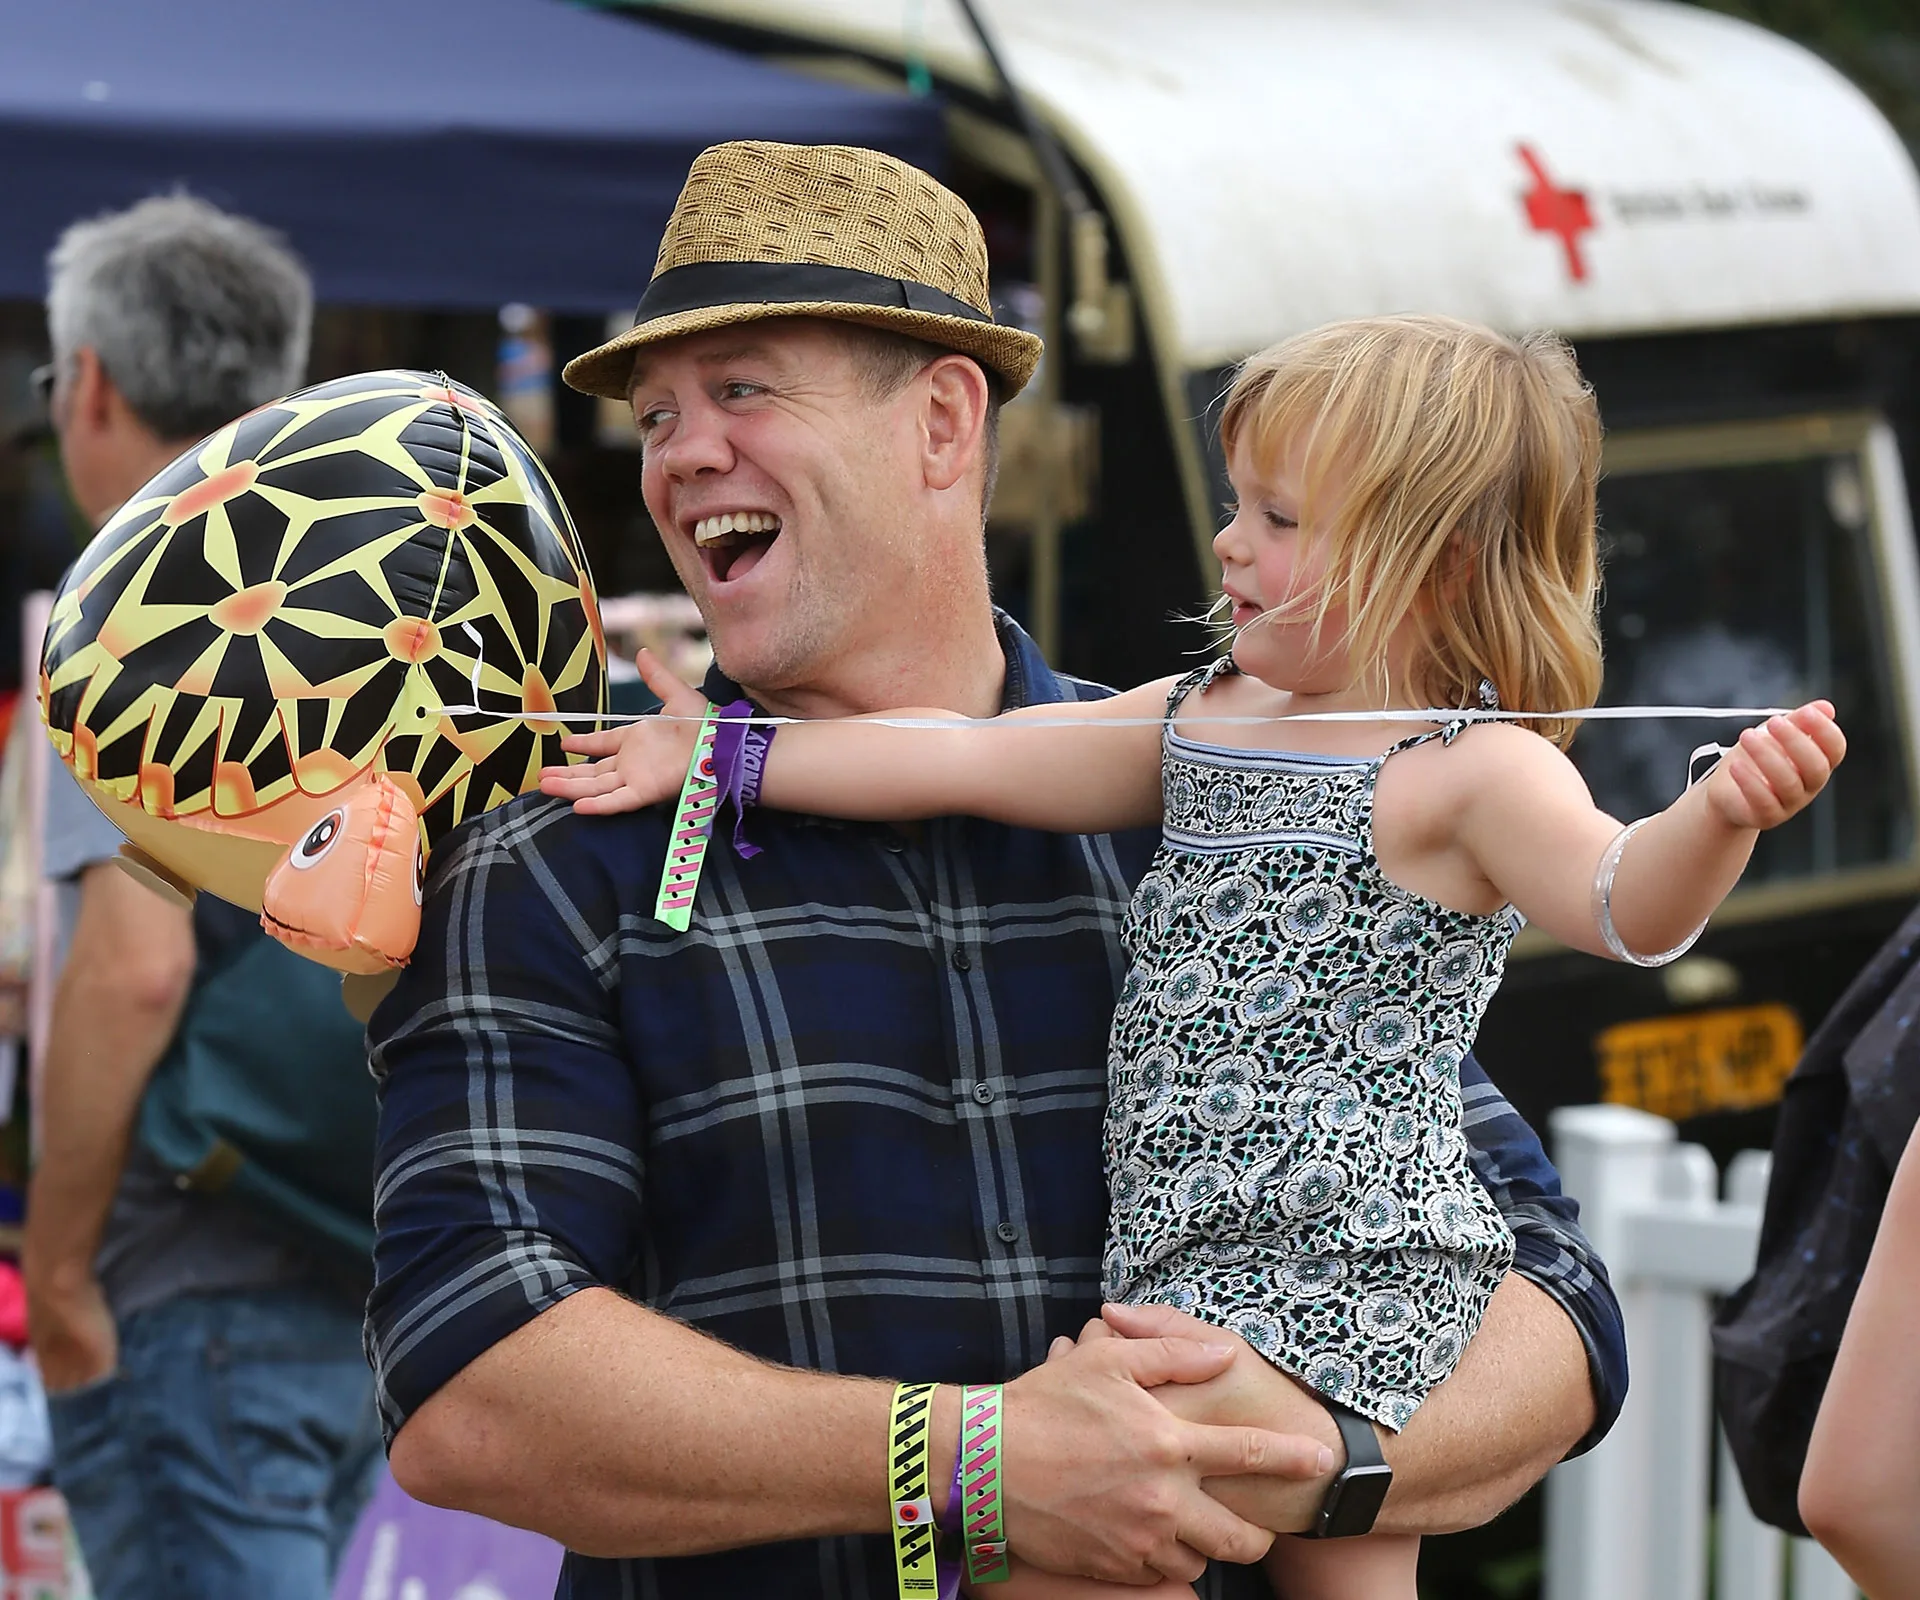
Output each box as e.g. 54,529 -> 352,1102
1086,1305 -> 1338,1538
1001,1333 -> 1333,1585
24,1261 -> 116,1393
540,649 -> 711,815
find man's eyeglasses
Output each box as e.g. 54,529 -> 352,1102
30,363 -> 56,411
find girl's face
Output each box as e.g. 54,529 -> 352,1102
1213,440 -> 1355,694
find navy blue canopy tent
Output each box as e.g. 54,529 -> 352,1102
0,0 -> 941,311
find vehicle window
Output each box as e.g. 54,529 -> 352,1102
1577,425 -> 1912,885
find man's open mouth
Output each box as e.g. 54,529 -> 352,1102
693,511 -> 782,583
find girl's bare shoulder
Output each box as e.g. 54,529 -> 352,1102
1391,719 -> 1580,801
1378,721 -> 1594,881
1445,719 -> 1575,768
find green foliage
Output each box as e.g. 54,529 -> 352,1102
1680,0 -> 1920,151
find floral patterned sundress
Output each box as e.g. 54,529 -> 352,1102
1103,660 -> 1518,1431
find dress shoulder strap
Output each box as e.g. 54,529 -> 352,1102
1380,676 -> 1500,757
1164,655 -> 1239,719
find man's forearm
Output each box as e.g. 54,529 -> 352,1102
391,1287 -> 1323,1578
1371,1273 -> 1592,1531
25,926 -> 189,1285
1136,1273 -> 1594,1536
390,1287 -> 956,1557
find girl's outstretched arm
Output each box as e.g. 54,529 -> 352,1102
541,650 -> 1173,835
1450,703 -> 1846,958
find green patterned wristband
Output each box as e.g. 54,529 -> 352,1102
961,1383 -> 1009,1584
653,704 -> 720,931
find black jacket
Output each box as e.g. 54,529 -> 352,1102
1712,901 -> 1920,1532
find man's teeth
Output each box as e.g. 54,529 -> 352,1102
694,511 -> 782,547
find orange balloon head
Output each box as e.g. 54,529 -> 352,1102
260,775 -> 424,975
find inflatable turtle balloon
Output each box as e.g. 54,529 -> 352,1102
40,369 -> 607,975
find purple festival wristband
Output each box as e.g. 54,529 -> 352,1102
936,1416 -> 965,1599
707,699 -> 774,860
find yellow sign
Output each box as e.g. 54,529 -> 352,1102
1595,1003 -> 1804,1122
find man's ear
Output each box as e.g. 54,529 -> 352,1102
919,354 -> 990,493
68,346 -> 117,433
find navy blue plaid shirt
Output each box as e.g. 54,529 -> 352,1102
367,613 -> 1625,1600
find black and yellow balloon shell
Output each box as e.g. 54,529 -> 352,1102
40,369 -> 608,973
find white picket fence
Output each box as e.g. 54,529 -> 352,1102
1543,1104 -> 1859,1600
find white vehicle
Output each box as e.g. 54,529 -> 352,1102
643,1 -> 1920,1139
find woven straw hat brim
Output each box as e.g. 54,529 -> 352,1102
563,300 -> 1042,402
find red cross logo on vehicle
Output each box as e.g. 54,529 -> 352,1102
1517,144 -> 1595,283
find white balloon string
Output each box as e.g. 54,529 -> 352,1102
461,622 -> 486,708
436,703 -> 1796,729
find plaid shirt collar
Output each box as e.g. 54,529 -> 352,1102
697,606 -> 1067,716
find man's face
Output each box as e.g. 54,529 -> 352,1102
630,321 -> 925,694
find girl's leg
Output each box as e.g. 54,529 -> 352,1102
968,1559 -> 1197,1599
1263,1531 -> 1420,1600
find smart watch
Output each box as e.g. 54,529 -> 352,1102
1301,1400 -> 1393,1539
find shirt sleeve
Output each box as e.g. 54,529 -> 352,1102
1458,1053 -> 1628,1457
41,762 -> 127,882
363,800 -> 644,1442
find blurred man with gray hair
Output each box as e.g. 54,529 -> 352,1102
24,195 -> 383,1600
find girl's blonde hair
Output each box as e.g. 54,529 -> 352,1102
1218,314 -> 1603,748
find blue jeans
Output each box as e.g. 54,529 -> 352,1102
45,1285 -> 382,1600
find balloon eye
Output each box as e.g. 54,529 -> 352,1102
289,809 -> 347,871
412,838 -> 426,907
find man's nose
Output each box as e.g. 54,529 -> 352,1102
657,395 -> 735,481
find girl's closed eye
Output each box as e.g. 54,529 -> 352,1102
1263,505 -> 1297,531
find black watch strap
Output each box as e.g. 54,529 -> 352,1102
1302,1401 -> 1393,1539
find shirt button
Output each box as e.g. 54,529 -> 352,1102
885,837 -> 907,854
952,951 -> 972,972
995,1221 -> 1020,1244
971,1081 -> 996,1106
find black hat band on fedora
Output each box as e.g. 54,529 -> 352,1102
634,260 -> 995,328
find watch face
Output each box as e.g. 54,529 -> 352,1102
1321,1463 -> 1394,1539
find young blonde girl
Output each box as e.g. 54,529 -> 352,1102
544,315 -> 1845,1598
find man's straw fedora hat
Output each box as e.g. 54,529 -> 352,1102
563,141 -> 1043,401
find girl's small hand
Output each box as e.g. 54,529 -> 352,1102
1704,701 -> 1847,831
537,648 -> 711,814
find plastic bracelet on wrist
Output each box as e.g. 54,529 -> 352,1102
961,1383 -> 1010,1584
889,1382 -> 940,1599
1590,817 -> 1708,968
